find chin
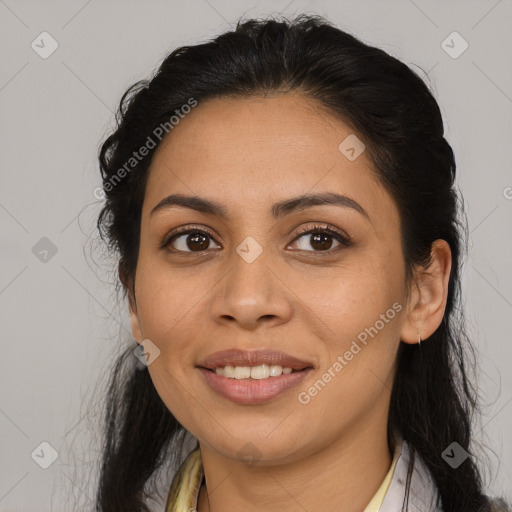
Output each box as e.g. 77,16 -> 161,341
204,431 -> 308,467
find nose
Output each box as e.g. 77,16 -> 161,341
209,247 -> 293,331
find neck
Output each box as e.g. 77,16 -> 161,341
196,421 -> 393,512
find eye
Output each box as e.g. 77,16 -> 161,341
161,223 -> 352,255
161,225 -> 221,253
288,224 -> 352,253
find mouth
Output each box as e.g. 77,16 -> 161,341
195,349 -> 314,404
197,365 -> 313,405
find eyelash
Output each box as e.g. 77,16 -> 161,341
160,223 -> 352,254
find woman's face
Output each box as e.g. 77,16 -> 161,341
130,92 -> 414,464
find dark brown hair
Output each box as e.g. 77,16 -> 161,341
93,13 -> 510,512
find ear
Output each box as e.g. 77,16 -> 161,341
119,262 -> 143,343
128,290 -> 144,343
400,239 -> 452,344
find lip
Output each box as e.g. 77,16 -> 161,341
198,366 -> 313,405
196,349 -> 315,405
196,349 -> 314,371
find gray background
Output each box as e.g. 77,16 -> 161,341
1,0 -> 511,510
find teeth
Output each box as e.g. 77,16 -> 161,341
235,366 -> 251,379
214,364 -> 295,379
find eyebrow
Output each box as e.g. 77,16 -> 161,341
150,192 -> 372,224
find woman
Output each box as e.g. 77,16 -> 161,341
94,13 -> 510,512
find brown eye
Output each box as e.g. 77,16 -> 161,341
289,225 -> 352,253
162,228 -> 221,253
302,232 -> 337,251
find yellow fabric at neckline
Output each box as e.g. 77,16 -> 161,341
362,439 -> 401,512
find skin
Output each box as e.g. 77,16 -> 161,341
128,92 -> 452,512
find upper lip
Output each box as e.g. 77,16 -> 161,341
197,349 -> 314,371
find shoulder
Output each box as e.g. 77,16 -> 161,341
396,440 -> 511,512
485,497 -> 512,512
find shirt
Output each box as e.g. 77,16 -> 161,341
164,435 -> 443,512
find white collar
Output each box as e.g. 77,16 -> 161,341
380,437 -> 443,512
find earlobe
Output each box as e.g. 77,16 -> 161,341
400,239 -> 452,345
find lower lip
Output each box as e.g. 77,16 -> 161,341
198,367 -> 313,405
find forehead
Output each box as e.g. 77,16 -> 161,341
143,93 -> 398,228
150,93 -> 360,172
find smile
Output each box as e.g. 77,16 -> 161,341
198,365 -> 313,405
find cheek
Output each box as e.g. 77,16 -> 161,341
133,256 -> 203,359
299,252 -> 404,399
297,268 -> 402,419
133,261 -> 203,425
303,254 -> 403,341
